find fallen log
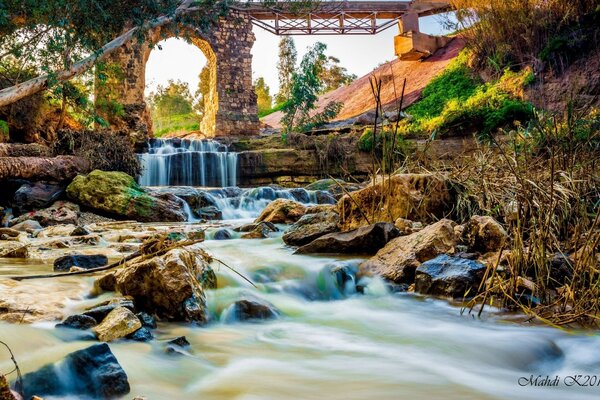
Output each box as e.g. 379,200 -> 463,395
0,156 -> 91,182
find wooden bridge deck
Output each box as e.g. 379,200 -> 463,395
233,1 -> 452,35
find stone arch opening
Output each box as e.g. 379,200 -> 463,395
143,26 -> 218,136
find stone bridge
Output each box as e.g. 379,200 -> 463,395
97,1 -> 450,141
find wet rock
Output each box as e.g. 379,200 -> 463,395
10,220 -> 42,233
195,206 -> 222,220
337,174 -> 454,231
56,314 -> 98,330
223,299 -> 279,322
66,170 -> 186,222
98,247 -> 216,323
315,263 -> 358,300
0,242 -> 28,258
235,221 -> 278,233
83,298 -> 136,321
12,182 -> 65,215
0,375 -> 18,400
20,343 -> 130,399
36,224 -> 77,238
315,190 -> 336,204
282,212 -> 340,246
305,179 -> 362,197
53,254 -> 108,271
241,224 -> 273,239
167,336 -> 190,348
305,204 -> 336,214
70,226 -> 91,236
255,198 -> 306,224
136,312 -> 157,329
213,229 -> 232,240
8,201 -> 79,227
127,327 -> 153,342
92,306 -> 142,342
296,222 -> 399,255
461,215 -> 507,252
164,336 -> 191,355
360,219 -> 458,284
415,255 -> 486,298
289,188 -> 311,203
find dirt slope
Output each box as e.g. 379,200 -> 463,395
262,38 -> 465,128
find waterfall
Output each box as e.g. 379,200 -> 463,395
137,138 -> 238,187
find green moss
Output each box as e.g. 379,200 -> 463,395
0,120 -> 8,137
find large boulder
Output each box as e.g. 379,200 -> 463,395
8,201 -> 79,227
461,215 -> 508,253
282,211 -> 340,246
255,198 -> 306,224
360,219 -> 458,284
12,182 -> 65,215
20,343 -> 130,399
415,255 -> 487,298
295,222 -> 400,255
92,306 -> 142,342
53,254 -> 108,271
96,247 -> 216,323
66,170 -> 186,222
337,174 -> 454,231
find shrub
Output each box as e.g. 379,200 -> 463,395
52,129 -> 141,177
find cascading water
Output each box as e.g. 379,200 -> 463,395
137,138 -> 237,187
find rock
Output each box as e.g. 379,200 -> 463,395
56,314 -> 98,330
235,221 -> 278,233
415,255 -> 487,298
10,220 -> 42,233
295,222 -> 399,255
282,212 -> 340,246
0,228 -> 20,239
223,299 -> 279,322
0,375 -> 18,400
53,254 -> 108,271
461,215 -> 507,252
360,219 -> 458,284
136,312 -> 157,329
70,226 -> 91,236
92,306 -> 142,342
127,327 -> 153,342
12,182 -> 65,215
305,179 -> 362,197
20,343 -> 130,399
8,201 -> 79,227
0,242 -> 28,258
255,199 -> 306,224
36,224 -> 77,238
66,170 -> 186,222
83,298 -> 136,321
315,190 -> 336,204
337,174 -> 454,231
195,206 -> 222,220
289,188 -> 311,203
394,218 -> 415,234
167,336 -> 190,348
305,204 -> 336,214
213,229 -> 232,240
241,224 -> 272,239
98,247 -> 216,323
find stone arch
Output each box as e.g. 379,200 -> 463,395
95,11 -> 259,143
143,25 -> 219,136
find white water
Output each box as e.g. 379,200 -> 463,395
138,139 -> 237,187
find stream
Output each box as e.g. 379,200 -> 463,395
1,139 -> 599,399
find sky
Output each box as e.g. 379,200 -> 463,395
145,14 -> 452,97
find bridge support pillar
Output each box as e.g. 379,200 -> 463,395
394,11 -> 452,60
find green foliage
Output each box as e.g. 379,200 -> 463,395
0,119 -> 8,136
276,36 -> 297,103
318,56 -> 357,94
194,65 -> 211,118
281,42 -> 342,133
254,77 -> 273,115
358,126 -> 409,155
258,101 -> 286,118
402,52 -> 534,139
149,80 -> 200,136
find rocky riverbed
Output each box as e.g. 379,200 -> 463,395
1,170 -> 599,399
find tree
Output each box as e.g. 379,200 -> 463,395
0,0 -> 221,107
281,42 -> 342,133
194,65 -> 211,119
276,36 -> 297,103
149,80 -> 195,119
319,56 -> 357,94
254,77 -> 272,114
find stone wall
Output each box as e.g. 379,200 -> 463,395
95,11 -> 259,143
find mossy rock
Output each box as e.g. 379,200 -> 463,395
67,170 -> 186,222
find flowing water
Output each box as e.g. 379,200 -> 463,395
138,139 -> 238,187
1,219 -> 600,400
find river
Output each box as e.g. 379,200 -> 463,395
1,220 -> 599,400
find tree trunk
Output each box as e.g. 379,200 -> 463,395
0,156 -> 91,181
0,143 -> 51,157
0,0 -> 195,108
